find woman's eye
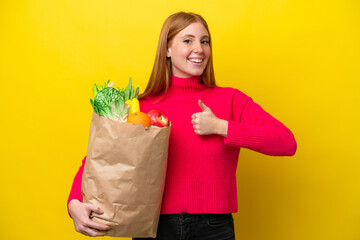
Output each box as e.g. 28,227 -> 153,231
183,39 -> 209,45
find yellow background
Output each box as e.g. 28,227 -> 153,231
0,0 -> 359,239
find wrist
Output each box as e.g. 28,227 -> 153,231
216,118 -> 228,137
69,199 -> 80,205
68,199 -> 80,218
68,199 -> 80,212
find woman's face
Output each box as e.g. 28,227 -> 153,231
167,22 -> 211,78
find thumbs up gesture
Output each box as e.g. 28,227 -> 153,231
191,99 -> 228,136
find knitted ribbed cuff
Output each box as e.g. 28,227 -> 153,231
224,120 -> 264,149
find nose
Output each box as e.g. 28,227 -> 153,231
193,41 -> 204,54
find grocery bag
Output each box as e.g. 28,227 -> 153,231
81,112 -> 171,238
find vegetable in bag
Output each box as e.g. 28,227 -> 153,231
89,78 -> 139,122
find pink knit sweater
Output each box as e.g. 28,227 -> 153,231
67,75 -> 297,214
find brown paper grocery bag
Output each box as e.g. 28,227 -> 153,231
81,112 -> 171,238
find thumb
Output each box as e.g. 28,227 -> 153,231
198,99 -> 209,112
87,204 -> 104,215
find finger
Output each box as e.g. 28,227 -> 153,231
85,227 -> 107,237
191,117 -> 200,124
198,99 -> 208,112
192,113 -> 199,119
86,219 -> 111,231
76,225 -> 91,237
81,231 -> 91,237
86,204 -> 104,215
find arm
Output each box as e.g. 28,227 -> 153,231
191,93 -> 297,156
67,156 -> 110,236
223,93 -> 297,156
67,156 -> 86,214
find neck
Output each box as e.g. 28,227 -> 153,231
167,75 -> 206,95
171,75 -> 201,84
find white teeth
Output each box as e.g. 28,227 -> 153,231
188,58 -> 203,63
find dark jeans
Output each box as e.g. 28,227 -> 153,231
134,213 -> 235,240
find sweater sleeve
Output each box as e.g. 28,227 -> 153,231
224,90 -> 297,156
67,156 -> 86,217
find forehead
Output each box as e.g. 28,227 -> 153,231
176,22 -> 209,38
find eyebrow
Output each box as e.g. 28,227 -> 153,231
182,34 -> 209,39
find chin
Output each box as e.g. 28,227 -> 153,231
186,70 -> 205,77
173,66 -> 206,78
193,72 -> 205,77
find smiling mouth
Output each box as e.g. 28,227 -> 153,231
188,58 -> 204,63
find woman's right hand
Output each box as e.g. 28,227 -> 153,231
68,199 -> 110,237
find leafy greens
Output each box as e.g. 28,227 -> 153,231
90,78 -> 139,122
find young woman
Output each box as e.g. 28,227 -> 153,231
67,12 -> 297,239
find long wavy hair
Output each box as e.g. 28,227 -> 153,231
139,12 -> 216,101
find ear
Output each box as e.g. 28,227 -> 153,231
166,47 -> 171,58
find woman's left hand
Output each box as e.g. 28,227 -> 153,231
191,99 -> 228,137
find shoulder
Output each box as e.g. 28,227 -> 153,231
139,93 -> 164,112
212,86 -> 252,103
139,93 -> 162,103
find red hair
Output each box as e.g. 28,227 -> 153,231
139,12 -> 216,101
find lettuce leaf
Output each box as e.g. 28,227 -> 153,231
90,78 -> 136,122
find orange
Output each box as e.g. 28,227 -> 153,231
127,112 -> 151,128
